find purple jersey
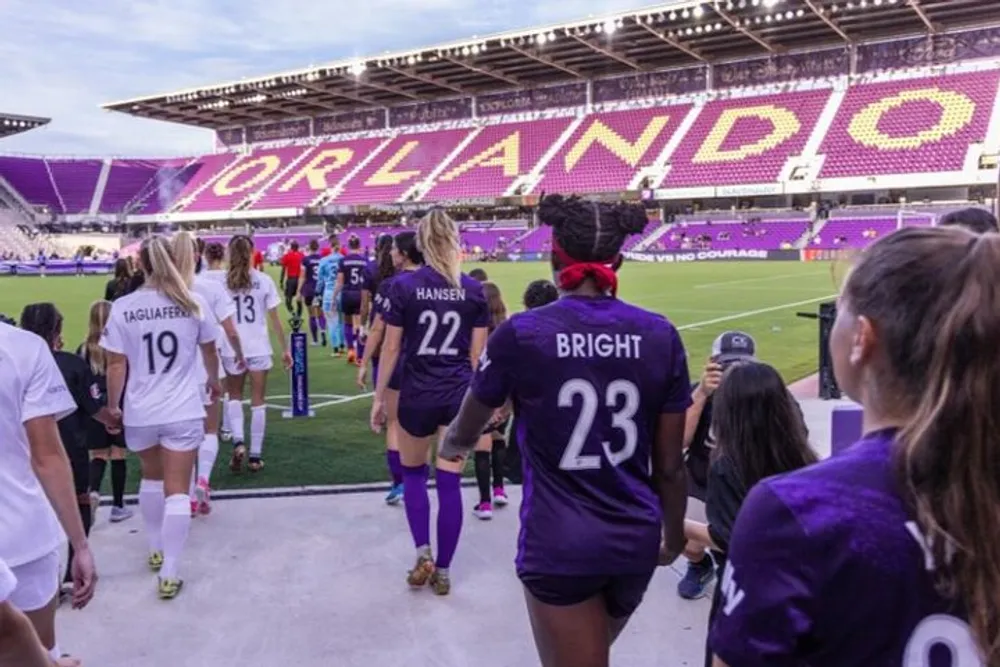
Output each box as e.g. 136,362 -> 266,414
384,266 -> 488,406
301,253 -> 322,283
710,429 -> 975,667
470,295 -> 692,576
339,253 -> 367,293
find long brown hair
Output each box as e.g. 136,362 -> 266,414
227,235 -> 253,291
482,281 -> 507,333
844,225 -> 1000,662
84,300 -> 112,375
711,361 -> 816,495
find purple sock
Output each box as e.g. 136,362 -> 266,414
308,316 -> 318,343
318,314 -> 327,330
386,450 -> 403,486
358,340 -> 366,363
402,465 -> 430,548
435,470 -> 463,570
344,322 -> 355,351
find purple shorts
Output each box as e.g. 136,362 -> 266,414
520,571 -> 655,619
300,280 -> 316,305
397,402 -> 460,439
341,291 -> 361,316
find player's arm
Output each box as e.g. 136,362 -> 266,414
361,314 -> 386,370
359,290 -> 372,331
267,305 -> 292,369
469,327 -> 488,371
0,601 -> 50,667
220,315 -> 245,365
72,360 -> 117,429
332,271 -> 344,302
373,324 -> 401,400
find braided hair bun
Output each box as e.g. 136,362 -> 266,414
538,194 -> 648,262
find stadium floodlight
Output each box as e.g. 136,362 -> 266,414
603,19 -> 617,33
668,11 -> 676,19
693,5 -> 704,17
681,8 -> 690,18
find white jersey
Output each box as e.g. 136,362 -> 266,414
0,556 -> 15,602
0,323 -> 76,567
100,287 -> 216,428
193,272 -> 236,342
203,269 -> 280,359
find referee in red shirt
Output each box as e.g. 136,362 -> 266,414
279,241 -> 304,314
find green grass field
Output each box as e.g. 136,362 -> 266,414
3,260 -> 836,492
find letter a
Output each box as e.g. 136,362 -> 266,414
439,132 -> 522,182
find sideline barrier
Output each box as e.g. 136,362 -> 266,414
623,248 -> 802,263
283,317 -> 315,419
0,260 -> 114,275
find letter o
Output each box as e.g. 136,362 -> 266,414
847,88 -> 976,151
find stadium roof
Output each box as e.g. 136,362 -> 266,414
103,0 -> 994,130
0,113 -> 50,138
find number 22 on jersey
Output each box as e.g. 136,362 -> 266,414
416,310 -> 461,357
558,378 -> 640,471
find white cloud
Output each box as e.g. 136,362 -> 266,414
0,0 -> 648,156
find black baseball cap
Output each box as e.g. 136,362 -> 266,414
711,331 -> 756,364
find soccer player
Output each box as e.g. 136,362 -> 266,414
710,225 -> 1000,665
206,235 -> 292,474
317,235 -> 345,357
203,243 -> 235,443
252,246 -> 265,271
0,318 -> 97,664
279,240 -> 304,315
334,234 -> 368,364
359,231 -> 423,506
370,210 -> 489,595
468,268 -> 488,282
172,232 -> 245,516
439,194 -> 691,667
100,235 -> 221,600
471,280 -> 510,520
522,279 -> 558,310
0,556 -> 52,667
80,300 -> 133,524
300,239 -> 325,347
359,234 -> 393,366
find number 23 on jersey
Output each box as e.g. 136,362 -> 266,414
558,378 -> 640,471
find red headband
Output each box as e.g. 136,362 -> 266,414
552,239 -> 620,297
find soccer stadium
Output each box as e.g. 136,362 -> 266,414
1,0 -> 999,664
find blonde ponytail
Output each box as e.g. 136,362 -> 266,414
141,236 -> 201,317
170,231 -> 198,286
417,209 -> 461,287
84,300 -> 112,375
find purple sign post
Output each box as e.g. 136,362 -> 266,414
283,318 -> 314,419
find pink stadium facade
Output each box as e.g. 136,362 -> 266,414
1,69 -> 998,219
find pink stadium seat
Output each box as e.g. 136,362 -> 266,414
0,156 -> 63,211
182,146 -> 313,212
659,220 -> 810,250
47,160 -> 103,214
664,90 -> 831,187
819,71 -> 1000,178
536,106 -> 692,194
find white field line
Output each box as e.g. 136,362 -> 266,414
694,271 -> 829,289
243,392 -> 373,411
676,295 -> 837,331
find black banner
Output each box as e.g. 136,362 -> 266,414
624,249 -> 801,263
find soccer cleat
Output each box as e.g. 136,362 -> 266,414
677,554 -> 716,600
429,570 -> 451,596
230,443 -> 246,473
109,506 -> 134,523
190,500 -> 199,517
196,477 -> 212,515
384,483 -> 404,506
148,551 -> 164,572
157,577 -> 184,600
493,488 -> 509,507
407,553 -> 435,588
473,502 -> 493,520
347,349 -> 357,364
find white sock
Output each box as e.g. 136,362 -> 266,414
227,400 -> 245,443
189,469 -> 196,498
250,406 -> 266,458
49,646 -> 61,661
138,479 -> 165,553
221,393 -> 232,432
160,494 -> 191,580
198,434 -> 219,483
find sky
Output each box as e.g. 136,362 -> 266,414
0,0 -> 653,157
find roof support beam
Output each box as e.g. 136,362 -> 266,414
506,44 -> 584,78
637,22 -> 707,62
383,66 -> 471,95
342,75 -> 424,101
711,2 -> 777,53
568,34 -> 643,70
441,56 -> 523,87
300,82 -> 378,107
803,0 -> 852,43
144,102 -> 246,129
907,0 -> 938,33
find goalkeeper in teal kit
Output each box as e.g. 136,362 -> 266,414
317,238 -> 346,356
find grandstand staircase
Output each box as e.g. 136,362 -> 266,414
980,77 -> 1000,158
783,86 -> 847,181
172,152 -> 247,213
796,219 -> 825,249
310,136 -> 395,207
513,115 -> 587,196
634,103 -> 704,190
89,159 -> 112,215
410,125 -> 486,202
0,175 -> 38,220
236,145 -> 318,211
42,160 -> 67,214
631,223 -> 673,251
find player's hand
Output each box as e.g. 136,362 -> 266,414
69,542 -> 97,609
207,380 -> 222,403
234,355 -> 247,374
699,360 -> 724,397
658,542 -> 682,567
282,351 -> 293,370
106,408 -> 123,435
370,396 -> 386,434
356,364 -> 368,390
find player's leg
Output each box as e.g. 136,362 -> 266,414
283,278 -> 296,313
157,421 -> 202,600
87,445 -> 109,524
224,370 -> 248,473
491,429 -> 509,508
395,401 -> 437,587
382,387 -> 404,505
61,444 -> 92,591
126,429 -> 166,572
247,363 -> 271,472
108,443 -> 131,522
430,420 -> 466,596
196,389 -> 222,516
304,291 -> 319,345
473,434 -> 494,520
12,551 -> 71,664
315,303 -> 327,347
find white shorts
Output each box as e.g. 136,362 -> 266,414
125,419 -> 204,453
8,549 -> 59,612
222,356 -> 273,375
